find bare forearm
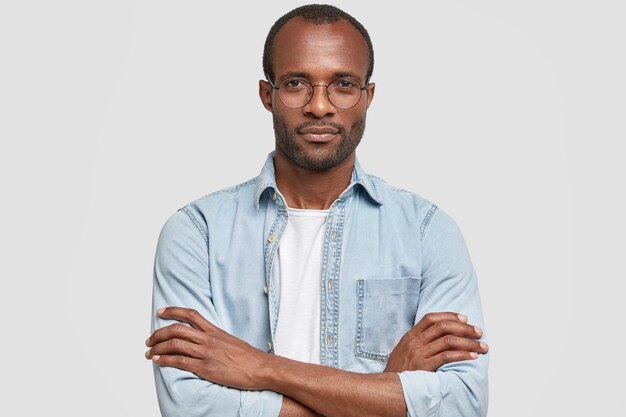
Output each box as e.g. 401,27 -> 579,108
264,355 -> 406,417
147,308 -> 488,417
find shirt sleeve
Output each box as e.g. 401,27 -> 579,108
151,209 -> 283,417
397,207 -> 489,417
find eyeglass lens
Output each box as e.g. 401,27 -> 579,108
278,79 -> 363,109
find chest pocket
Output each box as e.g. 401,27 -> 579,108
355,277 -> 422,362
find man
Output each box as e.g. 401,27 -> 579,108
145,4 -> 489,417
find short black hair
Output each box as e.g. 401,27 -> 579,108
263,4 -> 374,84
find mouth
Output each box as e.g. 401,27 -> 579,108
298,126 -> 340,143
299,132 -> 339,142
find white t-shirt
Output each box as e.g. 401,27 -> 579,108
273,207 -> 329,364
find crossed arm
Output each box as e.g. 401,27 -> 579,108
145,307 -> 487,417
149,209 -> 488,417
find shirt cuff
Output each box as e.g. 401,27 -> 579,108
397,370 -> 442,417
240,390 -> 283,417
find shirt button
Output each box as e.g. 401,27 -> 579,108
267,342 -> 273,351
330,230 -> 336,240
267,234 -> 276,242
263,285 -> 269,295
327,279 -> 333,290
272,192 -> 277,201
327,335 -> 333,345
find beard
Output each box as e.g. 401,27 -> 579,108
272,113 -> 366,171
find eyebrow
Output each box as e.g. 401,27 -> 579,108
334,71 -> 362,80
280,71 -> 365,84
282,72 -> 311,80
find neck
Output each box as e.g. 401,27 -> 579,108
274,149 -> 355,210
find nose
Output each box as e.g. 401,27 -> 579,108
302,85 -> 337,118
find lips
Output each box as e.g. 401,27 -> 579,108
299,126 -> 339,135
298,125 -> 340,143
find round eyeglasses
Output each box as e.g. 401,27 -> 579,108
267,76 -> 368,110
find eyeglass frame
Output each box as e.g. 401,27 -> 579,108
265,73 -> 370,110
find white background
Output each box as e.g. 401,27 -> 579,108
1,0 -> 624,416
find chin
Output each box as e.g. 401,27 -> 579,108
295,151 -> 351,171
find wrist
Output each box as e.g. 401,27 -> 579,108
257,351 -> 283,391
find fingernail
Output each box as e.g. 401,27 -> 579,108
480,342 -> 489,351
157,307 -> 166,315
152,355 -> 160,361
457,314 -> 467,322
145,337 -> 150,346
474,326 -> 483,336
145,349 -> 151,358
470,352 -> 478,359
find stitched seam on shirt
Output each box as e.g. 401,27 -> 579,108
420,204 -> 438,242
194,177 -> 257,202
180,206 -> 209,247
368,174 -> 411,194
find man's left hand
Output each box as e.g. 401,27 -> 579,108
145,307 -> 269,390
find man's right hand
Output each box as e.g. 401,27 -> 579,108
384,312 -> 488,373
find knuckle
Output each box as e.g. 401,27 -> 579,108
172,323 -> 187,334
188,309 -> 199,318
436,320 -> 449,331
424,313 -> 436,323
443,335 -> 457,346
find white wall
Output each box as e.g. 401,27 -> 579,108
1,1 -> 624,415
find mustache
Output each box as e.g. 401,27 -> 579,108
296,121 -> 345,134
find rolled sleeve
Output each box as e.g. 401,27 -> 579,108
399,207 -> 489,417
397,370 -> 442,417
151,209 -> 283,417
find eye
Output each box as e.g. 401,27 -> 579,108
282,78 -> 309,90
336,79 -> 357,89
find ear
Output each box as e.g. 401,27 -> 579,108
365,82 -> 375,109
259,80 -> 273,112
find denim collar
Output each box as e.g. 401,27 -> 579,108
254,151 -> 383,209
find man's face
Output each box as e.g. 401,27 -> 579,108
260,18 -> 375,171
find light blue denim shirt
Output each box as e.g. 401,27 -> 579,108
151,152 -> 488,417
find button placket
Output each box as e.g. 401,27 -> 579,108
320,198 -> 345,367
264,205 -> 289,344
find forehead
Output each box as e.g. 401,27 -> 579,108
272,17 -> 369,81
